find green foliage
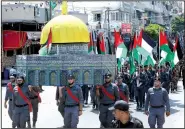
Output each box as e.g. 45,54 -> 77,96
171,16 -> 184,33
144,24 -> 165,41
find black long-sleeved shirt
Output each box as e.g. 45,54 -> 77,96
112,115 -> 144,128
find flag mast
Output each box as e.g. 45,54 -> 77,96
158,27 -> 161,74
136,29 -> 140,75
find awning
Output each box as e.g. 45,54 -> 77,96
3,30 -> 27,50
27,31 -> 41,40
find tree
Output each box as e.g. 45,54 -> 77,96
144,24 -> 165,41
171,16 -> 184,33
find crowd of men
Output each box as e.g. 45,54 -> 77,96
4,59 -> 184,128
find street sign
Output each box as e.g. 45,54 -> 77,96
121,23 -> 131,34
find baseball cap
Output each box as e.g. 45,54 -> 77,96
116,74 -> 123,79
67,74 -> 75,80
104,73 -> 112,79
10,74 -> 17,78
109,100 -> 129,111
17,76 -> 25,81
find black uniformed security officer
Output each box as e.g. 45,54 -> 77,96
96,73 -> 120,128
160,66 -> 170,94
122,67 -> 132,101
148,65 -> 156,87
133,66 -> 147,110
110,100 -> 144,128
116,74 -> 129,103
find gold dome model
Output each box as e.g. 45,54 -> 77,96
40,1 -> 89,45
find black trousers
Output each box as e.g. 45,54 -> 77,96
136,88 -> 144,108
82,85 -> 89,102
129,84 -> 134,100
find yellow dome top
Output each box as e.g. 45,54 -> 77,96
40,15 -> 90,44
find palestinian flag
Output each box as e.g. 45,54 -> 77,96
115,29 -> 127,71
159,30 -> 173,65
136,30 -> 156,59
159,30 -> 172,54
164,37 -> 181,68
143,55 -> 156,66
129,33 -> 136,75
114,29 -> 122,48
131,31 -> 142,64
97,32 -> 106,54
88,32 -> 94,54
39,28 -> 52,56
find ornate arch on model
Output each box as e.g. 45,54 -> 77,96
49,71 -> 57,86
28,70 -> 36,85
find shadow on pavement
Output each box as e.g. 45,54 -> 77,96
90,109 -> 99,115
133,109 -> 145,113
83,105 -> 90,108
170,99 -> 184,109
170,108 -> 180,115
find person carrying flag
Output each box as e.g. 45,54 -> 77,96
96,73 -> 120,128
4,74 -> 17,128
116,74 -> 129,103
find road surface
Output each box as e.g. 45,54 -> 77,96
2,81 -> 184,128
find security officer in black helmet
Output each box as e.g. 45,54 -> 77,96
96,73 -> 120,128
110,100 -> 144,128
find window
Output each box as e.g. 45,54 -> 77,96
116,12 -> 119,21
110,11 -> 121,21
111,12 -> 116,21
126,13 -> 129,23
121,12 -> 125,21
16,48 -> 22,55
7,50 -> 14,57
93,13 -> 101,21
35,6 -> 40,16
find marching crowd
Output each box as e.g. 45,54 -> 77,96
4,60 -> 185,128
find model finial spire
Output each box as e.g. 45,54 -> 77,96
61,0 -> 68,15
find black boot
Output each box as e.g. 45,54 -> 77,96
27,121 -> 31,128
33,121 -> 36,128
12,122 -> 16,128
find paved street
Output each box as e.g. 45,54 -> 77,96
2,81 -> 184,128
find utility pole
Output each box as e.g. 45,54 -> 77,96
49,1 -> 52,20
107,7 -> 110,39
